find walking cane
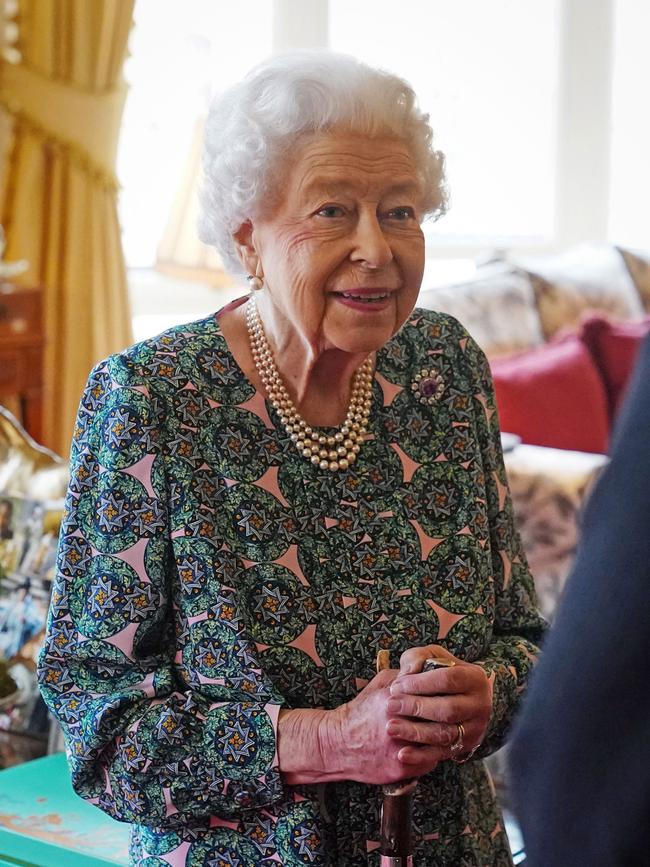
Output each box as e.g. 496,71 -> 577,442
376,651 -> 454,866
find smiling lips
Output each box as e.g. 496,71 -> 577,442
333,288 -> 395,308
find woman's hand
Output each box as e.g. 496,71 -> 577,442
278,645 -> 492,785
278,669 -> 442,786
328,668 -> 443,785
386,644 -> 493,764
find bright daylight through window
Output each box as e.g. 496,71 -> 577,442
329,0 -> 560,245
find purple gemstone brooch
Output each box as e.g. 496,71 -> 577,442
411,367 -> 445,405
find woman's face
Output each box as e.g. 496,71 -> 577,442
241,130 -> 427,356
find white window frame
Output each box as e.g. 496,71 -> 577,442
555,0 -> 614,246
272,0 -> 616,257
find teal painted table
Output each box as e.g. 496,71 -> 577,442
0,753 -> 130,866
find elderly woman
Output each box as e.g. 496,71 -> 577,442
39,52 -> 544,866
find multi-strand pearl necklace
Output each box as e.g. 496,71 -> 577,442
246,296 -> 374,471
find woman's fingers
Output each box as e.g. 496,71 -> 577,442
338,656 -> 488,783
387,716 -> 456,747
387,651 -> 492,753
387,692 -> 475,724
336,668 -> 443,784
398,643 -> 454,675
391,661 -> 478,697
387,716 -> 482,756
396,743 -> 445,766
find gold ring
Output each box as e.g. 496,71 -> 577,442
450,722 -> 465,755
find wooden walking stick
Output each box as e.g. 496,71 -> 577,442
376,650 -> 454,866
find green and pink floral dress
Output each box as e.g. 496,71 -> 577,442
39,300 -> 544,866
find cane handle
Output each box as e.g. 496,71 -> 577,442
376,649 -> 391,673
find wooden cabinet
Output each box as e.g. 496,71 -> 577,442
0,283 -> 43,443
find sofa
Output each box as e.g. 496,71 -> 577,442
418,242 -> 650,621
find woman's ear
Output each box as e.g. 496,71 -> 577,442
233,220 -> 260,276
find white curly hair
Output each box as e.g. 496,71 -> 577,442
199,51 -> 448,278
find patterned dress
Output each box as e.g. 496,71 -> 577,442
39,301 -> 545,866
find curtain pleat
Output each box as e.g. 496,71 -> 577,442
0,0 -> 135,454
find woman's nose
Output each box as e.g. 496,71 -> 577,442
350,212 -> 393,269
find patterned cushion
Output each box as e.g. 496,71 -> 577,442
618,247 -> 650,312
417,263 -> 544,358
512,244 -> 645,339
504,445 -> 608,621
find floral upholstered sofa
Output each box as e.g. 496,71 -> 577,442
418,242 -> 650,621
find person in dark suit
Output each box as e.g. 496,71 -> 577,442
510,334 -> 650,866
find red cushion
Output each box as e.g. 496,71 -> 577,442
578,313 -> 650,415
490,335 -> 610,453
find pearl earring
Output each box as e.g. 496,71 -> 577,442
247,275 -> 263,291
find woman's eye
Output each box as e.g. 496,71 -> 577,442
387,206 -> 416,220
316,205 -> 345,218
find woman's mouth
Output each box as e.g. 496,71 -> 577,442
333,290 -> 394,311
341,291 -> 390,302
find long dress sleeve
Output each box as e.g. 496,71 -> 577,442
458,327 -> 547,756
38,352 -> 285,829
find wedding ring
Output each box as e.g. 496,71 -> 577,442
450,722 -> 465,756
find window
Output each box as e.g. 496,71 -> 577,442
609,0 -> 650,248
329,0 -> 560,244
118,0 -> 272,268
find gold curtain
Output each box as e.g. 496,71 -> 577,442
0,0 -> 135,455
